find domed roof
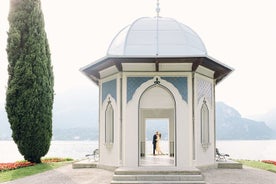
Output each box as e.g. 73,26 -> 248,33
107,17 -> 207,57
81,16 -> 232,85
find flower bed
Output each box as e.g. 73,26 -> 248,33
41,157 -> 72,163
0,158 -> 73,172
0,161 -> 35,171
262,160 -> 276,166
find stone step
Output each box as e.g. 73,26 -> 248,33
72,160 -> 97,169
111,181 -> 205,184
217,160 -> 243,169
113,174 -> 204,181
114,167 -> 202,175
111,167 -> 205,184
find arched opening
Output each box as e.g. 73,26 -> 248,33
138,85 -> 175,166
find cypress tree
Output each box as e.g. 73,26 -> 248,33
6,0 -> 54,163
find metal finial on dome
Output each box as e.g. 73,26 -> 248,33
156,0 -> 160,17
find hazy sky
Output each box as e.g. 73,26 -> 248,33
1,0 -> 276,118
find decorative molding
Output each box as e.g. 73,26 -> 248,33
122,63 -> 155,71
201,99 -> 210,151
196,65 -> 215,78
99,65 -> 119,78
154,77 -> 160,85
159,63 -> 192,71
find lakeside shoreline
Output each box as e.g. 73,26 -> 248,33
2,140 -> 276,163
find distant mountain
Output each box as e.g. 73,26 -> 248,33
52,87 -> 98,130
1,88 -> 275,141
216,102 -> 275,140
0,86 -> 99,140
145,102 -> 275,141
53,127 -> 98,141
252,108 -> 276,132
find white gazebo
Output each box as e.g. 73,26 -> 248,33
81,13 -> 232,182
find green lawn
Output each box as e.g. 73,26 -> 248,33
0,161 -> 72,183
237,160 -> 276,173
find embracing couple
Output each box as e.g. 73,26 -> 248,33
152,131 -> 163,155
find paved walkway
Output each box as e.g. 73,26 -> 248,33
2,164 -> 113,184
2,164 -> 276,184
203,166 -> 276,184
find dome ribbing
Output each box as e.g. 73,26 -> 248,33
107,17 -> 207,57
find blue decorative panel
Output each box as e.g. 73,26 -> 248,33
162,77 -> 188,102
102,79 -> 117,103
127,77 -> 152,102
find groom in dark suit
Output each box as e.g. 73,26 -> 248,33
152,131 -> 158,155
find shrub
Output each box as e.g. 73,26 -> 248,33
6,0 -> 54,163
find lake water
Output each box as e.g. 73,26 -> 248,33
0,140 -> 98,162
1,140 -> 276,162
216,140 -> 276,160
